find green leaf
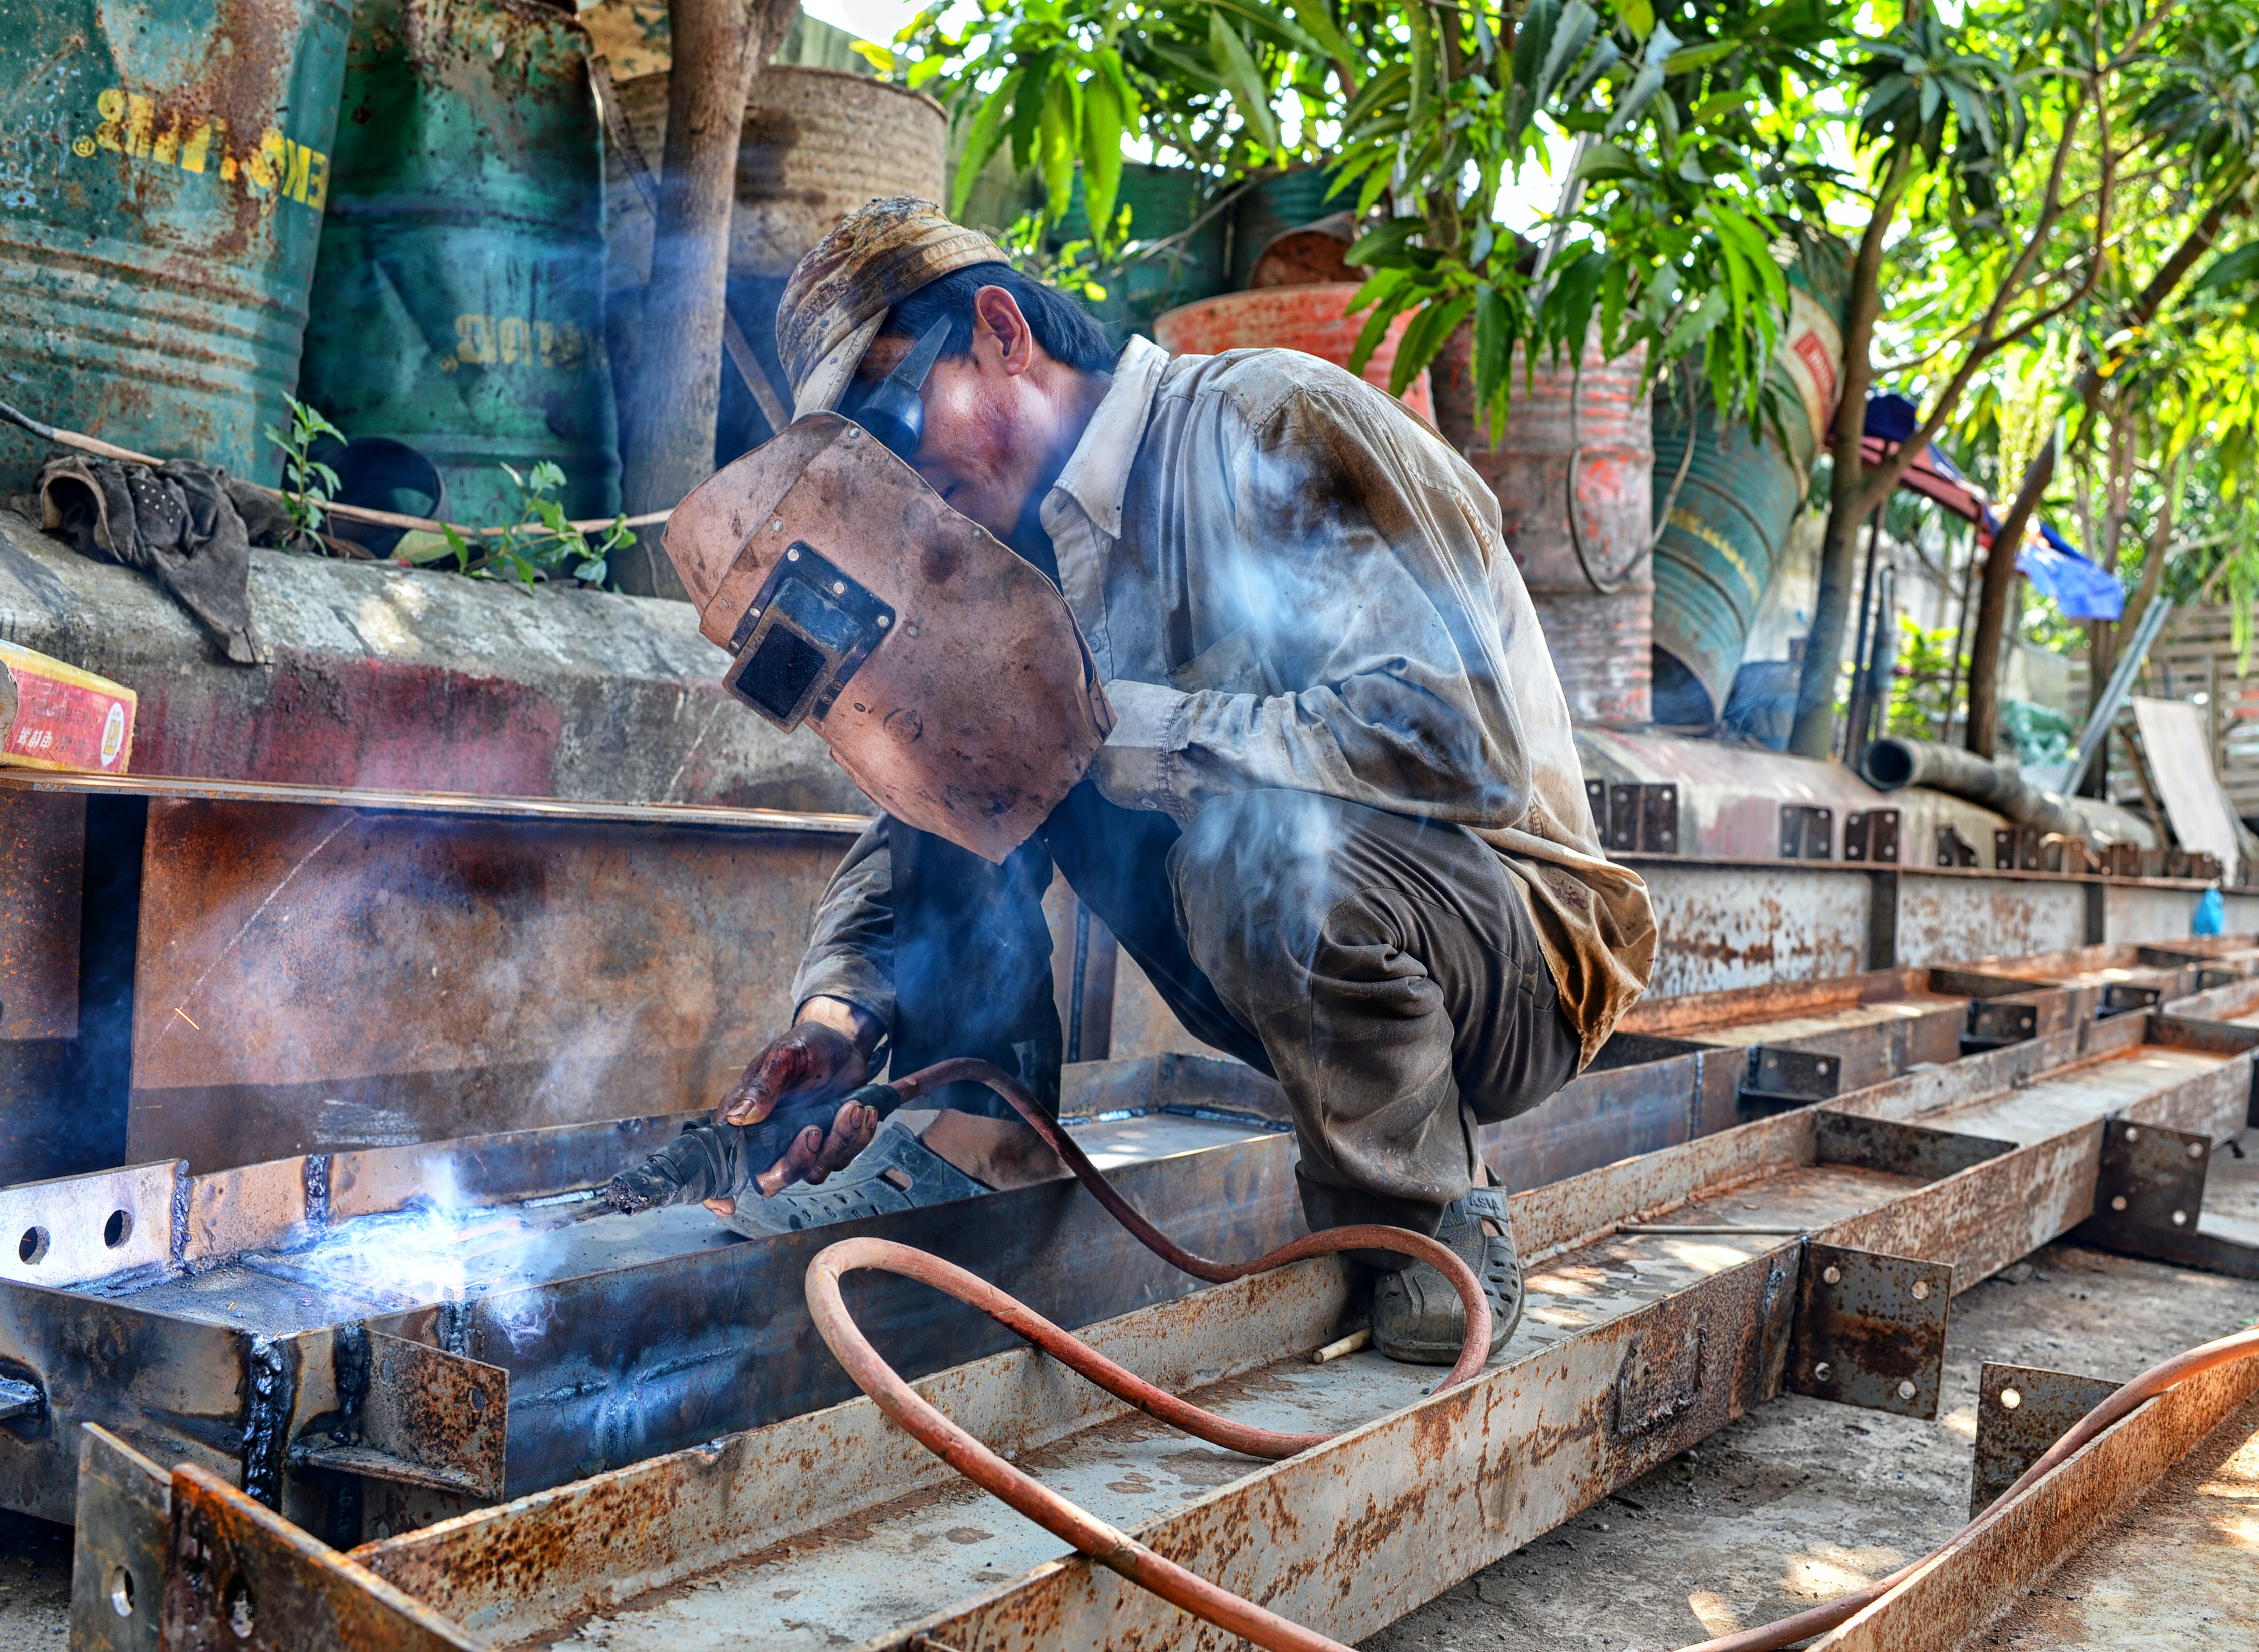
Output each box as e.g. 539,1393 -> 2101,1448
1209,9 -> 1280,152
1472,282 -> 1514,414
1510,0 -> 1559,135
1391,293 -> 1474,397
1346,279 -> 1421,376
1285,0 -> 1354,70
1038,73 -> 1077,222
1207,0 -> 1326,61
1604,21 -> 1679,139
1573,140 -> 1641,181
1009,54 -> 1052,170
951,73 -> 1022,217
1607,0 -> 1654,38
1339,62 -> 1409,131
1081,69 -> 1125,245
1662,39 -> 1741,74
1534,2 -> 1600,115
2192,242 -> 2259,297
850,40 -> 896,73
1345,216 -> 1424,268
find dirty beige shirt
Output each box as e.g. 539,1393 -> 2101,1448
797,336 -> 1656,1066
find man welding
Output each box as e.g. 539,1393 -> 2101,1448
660,198 -> 1656,1365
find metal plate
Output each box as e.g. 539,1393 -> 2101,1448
2089,1117 -> 2210,1233
1786,1242 -> 1952,1418
0,1161 -> 180,1287
162,1464 -> 484,1651
0,787 -> 83,1041
295,1333 -> 508,1501
70,1424 -> 169,1652
126,797 -> 845,1172
1812,1112 -> 2016,1182
1970,1361 -> 2120,1518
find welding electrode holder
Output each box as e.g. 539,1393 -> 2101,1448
604,1082 -> 904,1213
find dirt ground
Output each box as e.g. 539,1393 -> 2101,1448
1361,1130 -> 2259,1652
3,1136 -> 2253,1651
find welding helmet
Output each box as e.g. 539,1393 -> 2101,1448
663,414 -> 1114,864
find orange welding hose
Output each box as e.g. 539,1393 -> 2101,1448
1674,1321 -> 2259,1652
802,1058 -> 1496,1652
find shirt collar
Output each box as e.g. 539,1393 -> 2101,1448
1048,334 -> 1170,541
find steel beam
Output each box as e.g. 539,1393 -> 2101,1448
83,1009 -> 2252,1651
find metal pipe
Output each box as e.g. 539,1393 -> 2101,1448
1674,1320 -> 2259,1652
1860,734 -> 2094,838
2063,595 -> 2173,798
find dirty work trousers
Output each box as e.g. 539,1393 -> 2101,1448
885,780 -> 1582,1240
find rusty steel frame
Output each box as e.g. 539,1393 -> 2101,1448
1815,1346 -> 2259,1650
60,1002 -> 2259,1651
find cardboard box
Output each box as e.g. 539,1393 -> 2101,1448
0,640 -> 135,774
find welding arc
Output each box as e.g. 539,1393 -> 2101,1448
1675,1320 -> 2259,1652
805,1058 -> 1495,1652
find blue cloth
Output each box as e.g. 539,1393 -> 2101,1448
2016,537 -> 2126,621
2194,887 -> 2225,937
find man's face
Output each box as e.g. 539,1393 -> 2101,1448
854,285 -> 1078,543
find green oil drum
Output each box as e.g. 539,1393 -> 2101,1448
0,0 -> 353,491
1649,238 -> 1854,724
1049,164 -> 1227,343
298,0 -> 617,527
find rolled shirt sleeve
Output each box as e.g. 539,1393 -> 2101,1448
788,814 -> 897,1031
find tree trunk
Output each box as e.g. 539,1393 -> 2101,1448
615,0 -> 801,599
1790,150 -> 1909,759
1963,194 -> 2236,751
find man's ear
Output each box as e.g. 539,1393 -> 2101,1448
973,285 -> 1036,376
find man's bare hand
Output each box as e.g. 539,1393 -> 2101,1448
702,1000 -> 885,1217
715,1020 -> 867,1127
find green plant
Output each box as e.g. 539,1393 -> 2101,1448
403,463 -> 630,593
262,396 -> 344,546
1888,615 -> 1965,739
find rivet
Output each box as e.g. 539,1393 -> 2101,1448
787,547 -> 800,560
875,615 -> 891,628
770,519 -> 783,531
832,580 -> 846,595
1896,1379 -> 1918,1400
2188,1142 -> 2206,1159
2000,1387 -> 2022,1410
2124,1127 -> 2139,1142
2172,1210 -> 2187,1226
1822,1265 -> 1841,1285
1911,1279 -> 1931,1300
1813,1361 -> 1832,1382
2111,1195 -> 2128,1211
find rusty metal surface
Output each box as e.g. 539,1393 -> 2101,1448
1952,1390 -> 2259,1649
1969,1362 -> 2120,1518
1786,1242 -> 1951,1418
0,787 -> 83,1041
295,1333 -> 508,1500
126,796 -> 846,1171
70,1424 -> 169,1652
2085,1116 -> 2211,1234
1814,1112 -> 2015,1183
1820,1352 -> 2259,1652
163,1464 -> 485,1651
85,1010 -> 2259,1651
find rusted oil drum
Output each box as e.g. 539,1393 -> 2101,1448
297,0 -> 619,527
1450,337 -> 1652,727
605,64 -> 946,464
1150,286 -> 1436,423
0,0 -> 353,491
1649,243 -> 1852,723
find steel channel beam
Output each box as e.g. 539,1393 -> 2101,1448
89,1011 -> 2242,1650
1816,1352 -> 2259,1651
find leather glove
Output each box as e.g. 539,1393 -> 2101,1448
705,1020 -> 883,1213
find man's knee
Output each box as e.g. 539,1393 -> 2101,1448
1170,789 -> 1358,946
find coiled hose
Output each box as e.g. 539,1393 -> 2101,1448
802,1058 -> 1492,1652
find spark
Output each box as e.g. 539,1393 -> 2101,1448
172,1007 -> 201,1031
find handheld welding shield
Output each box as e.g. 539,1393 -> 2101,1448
664,407 -> 1113,864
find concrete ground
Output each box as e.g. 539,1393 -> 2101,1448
3,1137 -> 2254,1650
1363,1131 -> 2259,1652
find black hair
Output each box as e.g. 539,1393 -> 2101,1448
874,262 -> 1114,374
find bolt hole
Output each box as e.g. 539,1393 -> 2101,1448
1911,1279 -> 1931,1300
109,1566 -> 133,1618
2172,1210 -> 2188,1226
1812,1361 -> 1832,1382
2188,1142 -> 2206,1159
1896,1378 -> 1918,1400
1999,1387 -> 2022,1410
103,1209 -> 132,1249
2124,1127 -> 2140,1142
470,1388 -> 486,1411
2110,1195 -> 2128,1211
225,1580 -> 255,1640
1822,1265 -> 1841,1285
17,1228 -> 47,1266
